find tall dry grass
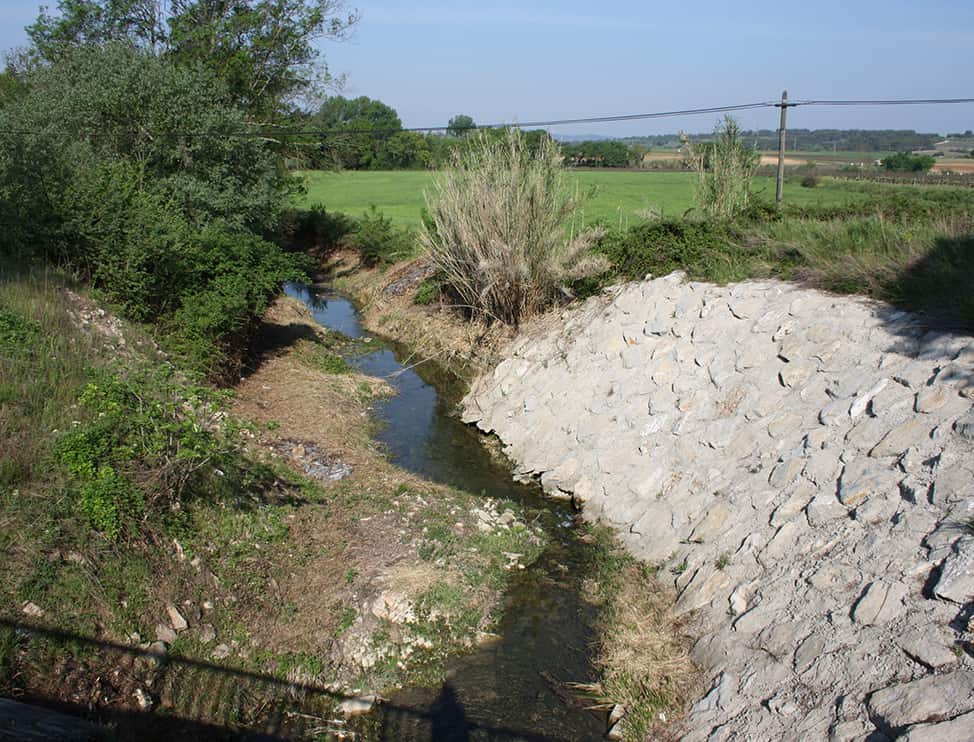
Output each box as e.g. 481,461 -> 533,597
420,128 -> 606,325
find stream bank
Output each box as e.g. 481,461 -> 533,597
278,282 -> 613,741
464,271 -> 974,740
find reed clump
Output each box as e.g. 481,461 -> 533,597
421,128 -> 606,325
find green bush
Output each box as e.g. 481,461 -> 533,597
278,204 -> 355,253
55,367 -> 250,539
801,175 -> 819,188
413,278 -> 442,305
0,43 -> 305,377
78,466 -> 143,541
0,307 -> 41,355
882,152 -> 936,172
352,206 -> 413,267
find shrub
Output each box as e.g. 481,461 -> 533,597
801,174 -> 819,188
684,116 -> 759,218
421,127 -> 606,325
0,43 -> 304,377
349,206 -> 413,267
55,367 -> 250,539
413,277 -> 442,305
278,204 -> 355,254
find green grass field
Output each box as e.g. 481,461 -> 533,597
297,170 -> 873,228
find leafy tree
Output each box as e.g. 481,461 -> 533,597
882,152 -> 936,172
0,43 -> 301,376
376,131 -> 432,169
447,114 -> 475,137
26,0 -> 359,119
561,140 -> 634,168
0,69 -> 26,108
312,95 -> 402,168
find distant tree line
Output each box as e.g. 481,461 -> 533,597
293,99 -> 554,170
624,129 -> 942,153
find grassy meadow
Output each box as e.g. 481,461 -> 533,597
298,170 -> 874,228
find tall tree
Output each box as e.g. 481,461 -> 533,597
447,114 -> 475,137
26,0 -> 359,119
313,95 -> 402,168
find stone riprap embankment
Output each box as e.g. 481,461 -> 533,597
461,272 -> 974,741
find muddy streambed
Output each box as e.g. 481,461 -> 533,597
284,283 -> 605,741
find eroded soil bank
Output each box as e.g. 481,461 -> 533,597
464,271 -> 974,740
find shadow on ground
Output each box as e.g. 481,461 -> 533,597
0,618 -> 554,741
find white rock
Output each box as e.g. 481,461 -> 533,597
337,694 -> 377,718
167,604 -> 188,632
898,709 -> 974,742
21,602 -> 44,618
867,671 -> 974,729
933,535 -> 974,604
851,580 -> 909,625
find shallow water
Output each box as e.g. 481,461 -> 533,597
284,283 -> 604,742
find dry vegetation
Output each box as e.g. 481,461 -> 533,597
420,128 -> 608,325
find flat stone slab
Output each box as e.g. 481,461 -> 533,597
463,273 -> 974,739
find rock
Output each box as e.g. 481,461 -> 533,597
779,362 -> 815,388
769,457 -> 805,489
915,385 -> 952,413
838,459 -> 899,507
932,535 -> 974,604
770,484 -> 815,526
198,624 -> 216,644
337,694 -> 377,718
461,273 -> 974,738
794,634 -> 824,674
851,580 -> 908,625
607,703 -> 625,725
955,411 -> 974,440
870,418 -> 932,458
21,601 -> 44,618
133,687 -> 153,711
371,590 -> 415,624
728,585 -> 748,616
867,671 -> 974,730
606,719 -> 626,741
689,672 -> 739,722
898,709 -> 974,742
211,643 -> 231,660
767,412 -> 803,439
690,504 -> 731,543
155,623 -> 177,644
849,378 -> 889,419
806,493 -> 848,526
167,604 -> 188,632
898,632 -> 959,670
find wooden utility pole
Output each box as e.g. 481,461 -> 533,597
775,90 -> 788,207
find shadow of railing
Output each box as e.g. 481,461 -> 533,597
0,618 -> 558,741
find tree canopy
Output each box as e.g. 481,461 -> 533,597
26,0 -> 359,119
447,114 -> 475,137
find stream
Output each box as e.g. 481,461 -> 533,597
284,283 -> 605,742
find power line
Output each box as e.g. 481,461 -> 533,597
1,96 -> 971,140
795,97 -> 974,107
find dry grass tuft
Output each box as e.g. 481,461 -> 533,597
584,554 -> 701,741
421,128 -> 607,326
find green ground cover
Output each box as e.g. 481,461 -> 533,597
297,170 -> 874,227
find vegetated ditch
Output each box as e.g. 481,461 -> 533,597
283,283 -> 607,741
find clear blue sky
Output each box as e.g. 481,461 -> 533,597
2,0 -> 973,136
